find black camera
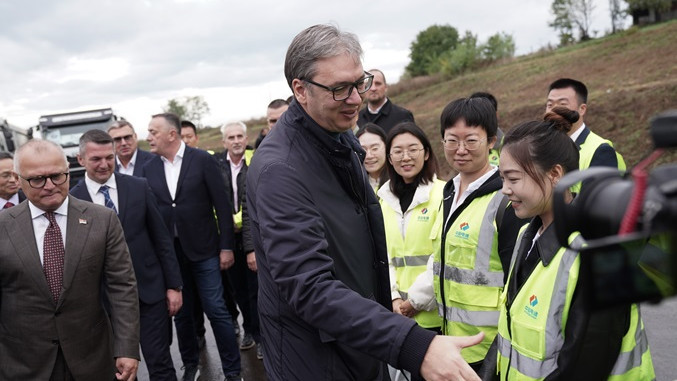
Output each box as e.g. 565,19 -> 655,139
553,110 -> 677,309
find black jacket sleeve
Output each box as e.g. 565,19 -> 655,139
589,143 -> 619,169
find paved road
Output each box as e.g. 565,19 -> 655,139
135,298 -> 677,381
136,317 -> 267,381
642,297 -> 677,381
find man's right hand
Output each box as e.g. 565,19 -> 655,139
420,333 -> 484,381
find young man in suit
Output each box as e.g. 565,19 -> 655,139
108,120 -> 155,176
0,151 -> 25,209
0,139 -> 140,380
143,112 -> 242,381
71,129 -> 184,381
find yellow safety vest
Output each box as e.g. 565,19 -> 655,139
231,149 -> 255,229
496,234 -> 655,380
380,179 -> 445,328
433,190 -> 506,363
572,131 -> 626,193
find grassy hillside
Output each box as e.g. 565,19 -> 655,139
199,21 -> 677,179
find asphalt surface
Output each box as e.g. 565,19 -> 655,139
136,316 -> 267,381
135,298 -> 677,381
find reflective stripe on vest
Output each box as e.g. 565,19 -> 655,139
608,304 -> 655,379
382,179 -> 444,328
433,190 -> 506,363
497,234 -> 584,380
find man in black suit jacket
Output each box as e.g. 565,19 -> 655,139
0,151 -> 25,209
71,130 -> 183,381
108,120 -> 155,176
143,113 -> 241,381
357,69 -> 414,134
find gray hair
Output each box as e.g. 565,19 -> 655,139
284,24 -> 363,89
14,139 -> 68,175
221,121 -> 247,138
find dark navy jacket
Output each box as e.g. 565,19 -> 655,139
247,100 -> 436,380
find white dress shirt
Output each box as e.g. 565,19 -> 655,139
228,153 -> 244,212
0,192 -> 20,209
116,149 -> 138,176
161,141 -> 186,200
569,123 -> 586,143
84,173 -> 119,211
29,197 -> 69,266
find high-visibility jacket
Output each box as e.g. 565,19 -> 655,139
496,233 -> 655,380
433,173 -> 507,363
380,179 -> 445,328
572,128 -> 626,193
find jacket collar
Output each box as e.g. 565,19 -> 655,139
378,179 -> 435,215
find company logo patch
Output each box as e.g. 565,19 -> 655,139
421,208 -> 428,214
529,294 -> 538,307
524,294 -> 539,319
454,222 -> 470,239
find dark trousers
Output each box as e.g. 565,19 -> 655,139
140,299 -> 176,380
50,346 -> 74,381
224,233 -> 260,341
173,239 -> 241,376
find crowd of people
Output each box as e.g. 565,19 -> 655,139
0,23 -> 657,381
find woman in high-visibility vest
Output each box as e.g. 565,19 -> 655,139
356,123 -> 389,192
400,97 -> 526,374
378,122 -> 443,381
488,107 -> 655,380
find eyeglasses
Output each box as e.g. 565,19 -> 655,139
303,71 -> 374,101
362,144 -> 384,155
389,147 -> 424,161
20,172 -> 69,189
441,138 -> 486,151
113,134 -> 134,143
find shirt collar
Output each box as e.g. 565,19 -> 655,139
569,122 -> 586,143
28,195 -> 70,220
161,141 -> 186,164
116,149 -> 138,168
452,166 -> 498,196
85,172 -> 117,192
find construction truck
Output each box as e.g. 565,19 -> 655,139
0,117 -> 31,153
37,108 -> 119,187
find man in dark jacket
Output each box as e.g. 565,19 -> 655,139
247,24 -> 483,381
357,69 -> 414,134
213,121 -> 262,359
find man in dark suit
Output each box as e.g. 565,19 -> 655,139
108,120 -> 155,176
357,69 -> 414,134
71,129 -> 184,381
0,151 -> 25,209
0,139 -> 140,380
143,113 -> 242,381
213,121 -> 262,359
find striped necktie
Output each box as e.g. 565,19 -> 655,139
98,185 -> 118,214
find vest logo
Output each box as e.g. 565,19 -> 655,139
454,222 -> 470,239
417,208 -> 431,222
524,294 -> 539,319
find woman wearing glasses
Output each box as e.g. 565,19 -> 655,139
356,123 -> 389,192
400,98 -> 525,374
377,122 -> 444,380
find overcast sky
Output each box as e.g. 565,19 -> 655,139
0,0 -> 630,135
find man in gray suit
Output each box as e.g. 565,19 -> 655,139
0,139 -> 140,380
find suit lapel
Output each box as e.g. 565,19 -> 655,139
5,202 -> 53,302
60,197 -> 91,308
175,147 -> 194,199
115,174 -> 129,224
148,157 -> 173,201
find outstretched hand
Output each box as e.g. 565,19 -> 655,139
420,332 -> 484,381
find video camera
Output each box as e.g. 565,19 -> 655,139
553,110 -> 677,309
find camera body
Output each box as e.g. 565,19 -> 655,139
553,110 -> 677,308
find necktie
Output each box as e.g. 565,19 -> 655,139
99,185 -> 117,214
3,201 -> 14,209
43,212 -> 65,303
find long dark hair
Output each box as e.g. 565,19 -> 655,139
502,107 -> 580,195
385,122 -> 438,198
356,123 -> 389,188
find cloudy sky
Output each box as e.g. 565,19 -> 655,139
0,0 -> 629,134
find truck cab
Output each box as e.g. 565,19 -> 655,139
38,108 -> 118,187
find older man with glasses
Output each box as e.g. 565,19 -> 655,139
246,24 -> 484,381
108,120 -> 155,176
